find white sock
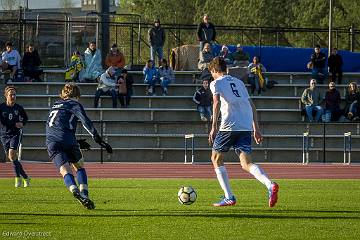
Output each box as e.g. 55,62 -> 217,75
69,185 -> 78,193
215,166 -> 233,199
249,164 -> 272,189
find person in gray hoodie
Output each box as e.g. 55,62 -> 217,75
94,66 -> 118,108
301,79 -> 324,122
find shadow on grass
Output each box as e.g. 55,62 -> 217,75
2,208 -> 360,220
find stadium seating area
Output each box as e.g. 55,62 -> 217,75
5,70 -> 360,164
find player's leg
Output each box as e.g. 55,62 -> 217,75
211,131 -> 236,206
235,131 -> 279,207
1,137 -> 21,187
69,146 -> 95,209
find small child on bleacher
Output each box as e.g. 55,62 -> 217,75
143,60 -> 158,95
65,51 -> 85,82
192,79 -> 213,121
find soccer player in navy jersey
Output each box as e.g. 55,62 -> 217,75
46,83 -> 112,210
0,86 -> 30,187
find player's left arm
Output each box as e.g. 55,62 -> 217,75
71,103 -> 98,138
16,106 -> 28,128
249,98 -> 263,144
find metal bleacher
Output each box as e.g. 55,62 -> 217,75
6,69 -> 360,163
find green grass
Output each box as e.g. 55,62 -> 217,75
0,179 -> 359,240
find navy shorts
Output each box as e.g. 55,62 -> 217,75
212,131 -> 252,155
46,141 -> 83,170
1,134 -> 21,152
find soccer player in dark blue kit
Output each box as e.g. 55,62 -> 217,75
0,86 -> 30,187
46,83 -> 112,210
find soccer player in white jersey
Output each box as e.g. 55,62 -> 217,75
208,57 -> 279,207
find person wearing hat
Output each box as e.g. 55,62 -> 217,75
94,66 -> 119,108
105,43 -> 125,70
148,18 -> 166,66
229,44 -> 250,67
219,45 -> 232,65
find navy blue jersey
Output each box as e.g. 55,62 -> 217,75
0,102 -> 28,136
46,99 -> 98,144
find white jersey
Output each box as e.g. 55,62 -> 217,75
210,75 -> 253,131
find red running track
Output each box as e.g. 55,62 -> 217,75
0,162 -> 359,179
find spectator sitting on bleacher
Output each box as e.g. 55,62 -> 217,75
198,43 -> 214,71
105,43 -> 125,72
80,41 -> 103,82
158,59 -> 174,96
229,44 -> 249,67
22,44 -> 43,82
323,82 -> 342,122
65,51 -> 84,82
193,79 -> 212,121
94,66 -> 118,108
219,45 -> 232,65
247,56 -> 266,96
117,69 -> 134,108
310,44 -> 327,84
143,60 -> 158,95
301,79 -> 324,122
344,82 -> 360,119
1,41 -> 21,82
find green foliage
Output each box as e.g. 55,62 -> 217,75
0,179 -> 360,239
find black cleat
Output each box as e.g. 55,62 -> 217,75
72,190 -> 96,210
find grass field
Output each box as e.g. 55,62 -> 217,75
0,178 -> 359,240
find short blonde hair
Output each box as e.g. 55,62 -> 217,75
60,83 -> 81,100
4,85 -> 16,97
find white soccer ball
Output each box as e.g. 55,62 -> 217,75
177,186 -> 197,205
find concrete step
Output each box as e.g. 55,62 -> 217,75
20,147 -> 360,163
24,107 -> 302,122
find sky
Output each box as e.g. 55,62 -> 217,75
0,0 -> 81,9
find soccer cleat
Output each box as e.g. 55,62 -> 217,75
15,177 -> 21,188
268,182 -> 279,208
23,177 -> 31,188
213,196 -> 237,207
72,189 -> 95,210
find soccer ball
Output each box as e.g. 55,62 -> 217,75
177,186 -> 197,205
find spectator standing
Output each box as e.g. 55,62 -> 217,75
22,44 -> 42,82
198,43 -> 214,71
1,41 -> 21,82
105,43 -> 125,70
229,44 -> 250,67
80,41 -> 103,82
310,45 -> 327,84
148,19 -> 165,66
301,79 -> 324,122
193,79 -> 212,121
117,69 -> 134,108
328,48 -> 343,84
143,60 -> 158,95
323,82 -> 342,122
158,59 -> 174,96
248,56 -> 266,96
94,67 -> 118,108
344,82 -> 360,118
197,14 -> 216,54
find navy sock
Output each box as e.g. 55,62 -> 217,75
12,160 -> 21,177
63,173 -> 77,189
77,168 -> 88,196
76,168 -> 88,185
18,162 -> 28,179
